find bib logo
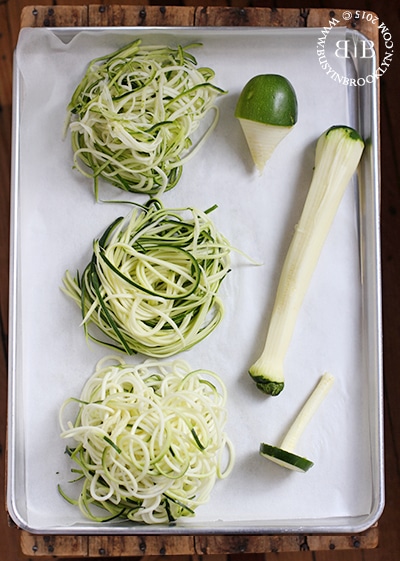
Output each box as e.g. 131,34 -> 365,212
317,11 -> 394,86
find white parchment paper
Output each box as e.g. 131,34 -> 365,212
11,26 -> 376,532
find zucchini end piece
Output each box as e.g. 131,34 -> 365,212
235,74 -> 298,172
255,380 -> 284,396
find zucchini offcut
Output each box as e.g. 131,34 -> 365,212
260,373 -> 334,472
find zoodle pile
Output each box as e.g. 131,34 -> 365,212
59,356 -> 234,524
66,39 -> 226,197
60,39 -> 235,526
62,199 -> 232,357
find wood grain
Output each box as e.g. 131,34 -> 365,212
20,525 -> 379,557
1,1 -> 399,559
20,4 -> 89,26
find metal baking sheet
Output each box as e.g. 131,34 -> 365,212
7,25 -> 383,535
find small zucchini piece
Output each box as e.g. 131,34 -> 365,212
235,74 -> 298,173
259,373 -> 334,472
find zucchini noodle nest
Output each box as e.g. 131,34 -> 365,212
62,199 -> 232,357
59,356 -> 234,524
66,38 -> 226,197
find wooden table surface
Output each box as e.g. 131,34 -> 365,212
1,2 -> 399,560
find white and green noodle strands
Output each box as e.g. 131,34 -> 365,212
62,199 -> 232,357
59,356 -> 234,524
66,39 -> 226,197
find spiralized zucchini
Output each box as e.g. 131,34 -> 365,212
59,356 -> 234,524
62,199 -> 232,357
66,39 -> 226,197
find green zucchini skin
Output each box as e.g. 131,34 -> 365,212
259,443 -> 314,472
255,379 -> 284,396
235,74 -> 298,127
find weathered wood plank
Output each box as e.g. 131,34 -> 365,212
194,6 -> 306,28
88,534 -> 195,557
307,8 -> 380,47
20,532 -> 89,557
0,3 -> 12,336
20,5 -> 89,28
308,525 -> 380,551
196,534 -> 304,555
20,526 -> 380,557
88,4 -> 195,27
0,4 -> 14,107
196,527 -> 379,555
0,104 -> 11,337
